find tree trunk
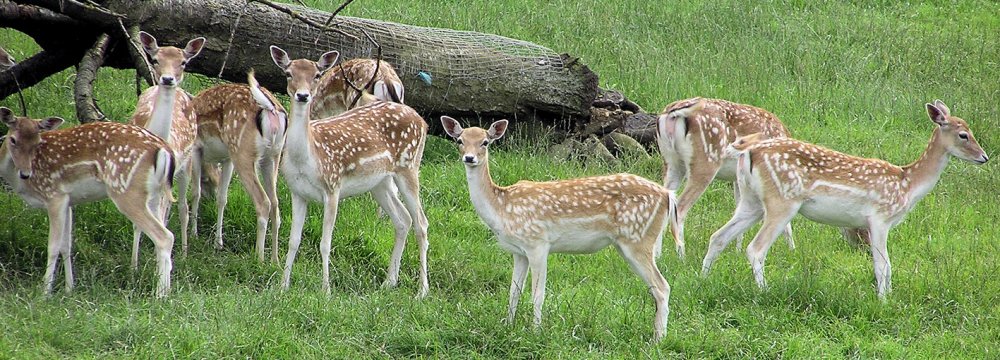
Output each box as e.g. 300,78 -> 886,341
4,0 -> 599,127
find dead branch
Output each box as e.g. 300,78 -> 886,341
74,33 -> 110,123
247,0 -> 358,41
0,47 -> 85,102
118,20 -> 153,87
348,29 -> 380,109
13,0 -> 123,28
312,0 -> 355,44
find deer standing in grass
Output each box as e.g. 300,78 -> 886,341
269,46 -> 430,297
312,58 -> 405,119
190,71 -> 287,262
657,97 -> 795,258
442,117 -> 675,341
0,107 -> 176,297
701,100 -> 988,298
129,31 -> 205,268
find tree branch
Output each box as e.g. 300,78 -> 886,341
74,33 -> 110,123
348,28 -> 381,108
12,0 -> 123,28
247,0 -> 358,41
118,20 -> 153,87
0,48 -> 84,103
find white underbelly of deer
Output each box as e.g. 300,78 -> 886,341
799,194 -> 872,228
714,157 -> 739,182
200,136 -> 229,164
283,164 -> 325,202
64,178 -> 109,206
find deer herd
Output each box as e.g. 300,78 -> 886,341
0,32 -> 989,340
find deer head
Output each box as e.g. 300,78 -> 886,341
441,116 -> 508,167
269,46 -> 339,105
1,107 -> 64,179
138,31 -> 206,87
926,100 -> 988,164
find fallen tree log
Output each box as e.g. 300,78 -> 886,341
4,0 -> 599,127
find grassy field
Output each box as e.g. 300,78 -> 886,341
2,0 -> 999,357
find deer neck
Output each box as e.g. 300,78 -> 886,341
147,85 -> 178,139
284,101 -> 315,161
464,158 -> 505,231
902,129 -> 950,205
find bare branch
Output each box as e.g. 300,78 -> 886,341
312,0 -> 356,44
117,20 -> 153,88
349,28 -> 380,109
247,0 -> 358,41
74,33 -> 110,123
14,0 -> 123,28
0,48 -> 84,103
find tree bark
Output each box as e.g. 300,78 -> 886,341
6,0 -> 599,126
74,33 -> 110,123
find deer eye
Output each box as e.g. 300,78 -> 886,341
481,140 -> 489,147
285,72 -> 292,79
180,60 -> 187,67
150,58 -> 158,65
456,138 -> 463,145
314,73 -> 322,80
8,137 -> 15,145
959,132 -> 969,140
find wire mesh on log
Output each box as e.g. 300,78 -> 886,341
269,13 -> 568,82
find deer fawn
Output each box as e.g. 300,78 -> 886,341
657,97 -> 795,258
701,100 -> 988,298
0,107 -> 176,297
190,71 -> 287,262
442,117 -> 676,341
129,31 -> 205,267
0,47 -> 14,68
312,58 -> 405,119
269,46 -> 430,297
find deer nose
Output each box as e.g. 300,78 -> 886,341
463,155 -> 476,163
160,76 -> 176,86
295,92 -> 310,103
18,170 -> 31,179
981,154 -> 989,163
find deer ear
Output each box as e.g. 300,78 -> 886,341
138,31 -> 159,57
38,117 -> 64,131
269,45 -> 290,69
926,103 -> 949,126
183,37 -> 206,59
933,99 -> 951,117
0,47 -> 14,68
373,81 -> 390,102
316,51 -> 340,73
0,107 -> 15,127
487,119 -> 509,141
391,81 -> 404,103
440,116 -> 463,138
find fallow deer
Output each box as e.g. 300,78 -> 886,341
190,71 -> 287,262
0,47 -> 14,68
657,97 -> 795,258
701,100 -> 988,298
129,31 -> 205,267
269,46 -> 430,297
312,58 -> 405,119
442,117 -> 675,341
0,107 -> 176,297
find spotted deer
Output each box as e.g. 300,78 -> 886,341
441,117 -> 675,341
701,100 -> 989,298
657,97 -> 795,258
190,71 -> 287,262
0,107 -> 176,297
129,31 -> 205,267
0,47 -> 14,68
312,58 -> 405,119
269,46 -> 430,297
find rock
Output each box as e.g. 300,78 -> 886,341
623,112 -> 659,146
603,132 -> 649,159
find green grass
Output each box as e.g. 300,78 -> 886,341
2,0 -> 999,357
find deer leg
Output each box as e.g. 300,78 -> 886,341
176,164 -> 192,256
702,194 -> 763,276
61,206 -> 74,293
662,157 -> 686,191
261,156 -> 282,263
670,162 -> 720,259
371,178 -> 411,290
213,161 -> 235,251
394,170 -> 430,298
526,247 -> 550,327
112,192 -> 175,298
234,156 -> 272,262
507,253 -> 529,324
190,152 -> 203,244
42,195 -> 69,296
282,193 -> 308,291
867,221 -> 891,299
746,201 -> 801,290
319,189 -> 342,296
617,242 -> 670,341
782,223 -> 796,250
